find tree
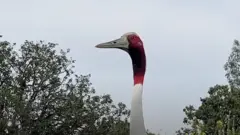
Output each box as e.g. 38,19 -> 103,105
177,40 -> 240,135
0,40 -> 132,135
224,40 -> 240,89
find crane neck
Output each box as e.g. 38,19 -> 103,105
128,47 -> 146,85
129,46 -> 146,135
130,84 -> 146,135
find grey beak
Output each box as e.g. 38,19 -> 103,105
95,37 -> 129,49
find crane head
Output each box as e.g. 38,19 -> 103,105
96,32 -> 146,85
95,32 -> 144,52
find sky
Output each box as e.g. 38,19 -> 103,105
1,0 -> 240,134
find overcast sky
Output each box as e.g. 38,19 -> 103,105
1,0 -> 240,134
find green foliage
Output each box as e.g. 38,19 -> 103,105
216,120 -> 223,130
0,40 -> 134,135
224,39 -> 240,88
177,40 -> 240,135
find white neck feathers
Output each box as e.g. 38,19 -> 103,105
130,84 -> 146,135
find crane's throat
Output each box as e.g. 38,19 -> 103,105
129,48 -> 146,85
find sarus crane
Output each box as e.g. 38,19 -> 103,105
95,32 -> 146,135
